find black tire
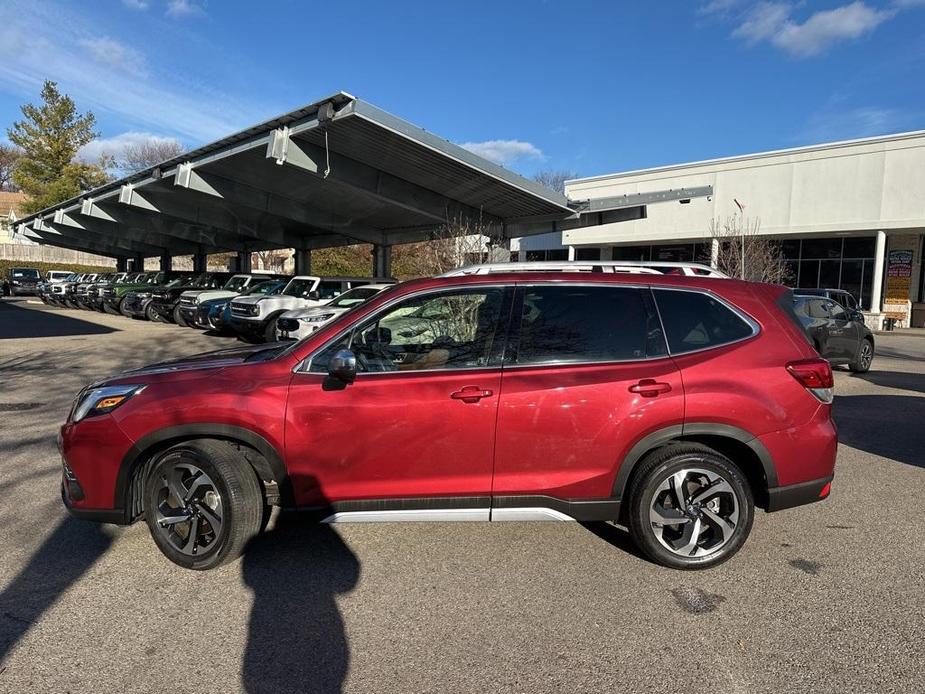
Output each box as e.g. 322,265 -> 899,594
143,440 -> 264,570
173,304 -> 189,327
119,299 -> 133,317
263,316 -> 279,343
145,303 -> 161,322
849,337 -> 874,373
627,443 -> 754,570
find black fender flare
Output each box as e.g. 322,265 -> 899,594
611,422 -> 778,500
115,423 -> 291,512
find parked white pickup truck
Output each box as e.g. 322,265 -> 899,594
228,275 -> 393,342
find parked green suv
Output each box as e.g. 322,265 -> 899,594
100,272 -> 170,315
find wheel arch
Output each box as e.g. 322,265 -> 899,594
115,424 -> 292,522
613,423 -> 777,513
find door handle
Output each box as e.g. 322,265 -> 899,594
629,379 -> 672,397
450,386 -> 494,403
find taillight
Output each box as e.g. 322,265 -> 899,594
786,358 -> 834,403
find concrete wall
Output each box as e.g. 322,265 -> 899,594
563,130 -> 925,246
0,243 -> 114,268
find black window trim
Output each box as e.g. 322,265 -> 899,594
299,284 -> 515,376
502,282 -> 668,369
650,286 -> 761,357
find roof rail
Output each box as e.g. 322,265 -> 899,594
440,260 -> 728,278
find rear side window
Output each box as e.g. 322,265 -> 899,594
653,289 -> 755,354
511,286 -> 666,365
317,281 -> 343,299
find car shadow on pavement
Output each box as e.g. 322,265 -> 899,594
0,517 -> 113,663
0,299 -> 117,339
834,393 -> 925,469
241,511 -> 360,694
852,370 -> 925,394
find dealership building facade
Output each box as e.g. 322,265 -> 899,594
514,130 -> 925,328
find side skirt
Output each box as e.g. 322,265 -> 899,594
317,495 -> 621,524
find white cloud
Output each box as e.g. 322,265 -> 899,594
167,0 -> 206,17
732,2 -> 894,57
78,37 -> 146,74
0,1 -> 253,143
458,139 -> 544,166
77,131 -> 182,165
121,0 -> 150,9
802,105 -> 914,142
699,0 -> 742,16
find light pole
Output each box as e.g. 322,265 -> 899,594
734,198 -> 746,280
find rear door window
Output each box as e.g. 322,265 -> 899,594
510,285 -> 665,365
653,289 -> 755,354
317,281 -> 343,299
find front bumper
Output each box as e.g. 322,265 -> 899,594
229,316 -> 265,336
149,301 -> 175,319
59,417 -> 136,524
122,295 -> 150,316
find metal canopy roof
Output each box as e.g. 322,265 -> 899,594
16,92 -> 579,259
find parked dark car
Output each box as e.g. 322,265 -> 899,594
148,272 -> 233,324
792,294 -> 874,372
121,272 -> 198,320
8,267 -> 42,296
795,287 -> 860,311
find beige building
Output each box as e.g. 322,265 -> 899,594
517,130 -> 925,328
0,191 -> 28,243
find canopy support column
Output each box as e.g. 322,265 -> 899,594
193,251 -> 208,273
160,253 -> 172,272
116,257 -> 128,272
294,249 -> 312,275
372,244 -> 392,278
236,251 -> 252,273
132,254 -> 145,272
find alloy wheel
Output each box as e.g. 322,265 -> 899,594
153,462 -> 224,557
648,467 -> 739,559
860,342 -> 873,370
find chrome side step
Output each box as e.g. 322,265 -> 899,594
321,507 -> 575,523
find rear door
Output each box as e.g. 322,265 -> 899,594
492,283 -> 684,507
824,300 -> 860,359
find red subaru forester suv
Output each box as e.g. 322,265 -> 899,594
60,271 -> 837,570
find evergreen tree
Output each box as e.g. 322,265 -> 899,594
7,80 -> 111,214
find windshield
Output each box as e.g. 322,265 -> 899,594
283,278 -> 318,298
328,286 -> 382,308
223,275 -> 250,291
12,269 -> 40,279
246,280 -> 286,296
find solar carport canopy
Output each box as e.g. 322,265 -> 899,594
17,92 -> 577,263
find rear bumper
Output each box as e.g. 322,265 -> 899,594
766,475 -> 833,512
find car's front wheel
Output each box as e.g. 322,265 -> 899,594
144,440 -> 264,570
145,303 -> 161,322
173,305 -> 189,327
627,443 -> 754,570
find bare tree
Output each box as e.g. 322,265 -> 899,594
710,216 -> 790,284
120,138 -> 186,173
0,144 -> 22,191
396,212 -> 505,278
532,169 -> 577,194
253,249 -> 289,272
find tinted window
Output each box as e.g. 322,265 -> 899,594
310,288 -> 504,373
808,300 -> 830,319
825,301 -> 847,321
654,290 -> 754,354
512,286 -> 665,365
317,281 -> 343,299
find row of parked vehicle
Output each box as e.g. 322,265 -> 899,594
16,261 -> 875,371
33,269 -> 395,343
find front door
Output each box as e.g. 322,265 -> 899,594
492,284 -> 684,505
824,300 -> 861,359
285,285 -> 512,509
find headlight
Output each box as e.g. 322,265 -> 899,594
71,384 -> 146,422
248,304 -> 260,315
299,313 -> 335,323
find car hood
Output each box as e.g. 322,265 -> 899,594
116,343 -> 286,379
193,289 -> 238,303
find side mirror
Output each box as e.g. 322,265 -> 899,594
328,349 -> 357,383
850,309 -> 864,323
307,290 -> 320,300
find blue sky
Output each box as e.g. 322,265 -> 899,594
0,0 -> 923,179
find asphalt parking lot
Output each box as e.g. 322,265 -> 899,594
1,296 -> 924,694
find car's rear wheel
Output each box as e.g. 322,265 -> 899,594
145,303 -> 161,322
173,305 -> 188,327
627,443 -> 753,570
849,338 -> 874,373
144,440 -> 264,570
119,299 -> 133,317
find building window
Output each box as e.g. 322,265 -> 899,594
525,249 -> 568,262
575,247 -> 602,261
785,236 -> 876,310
